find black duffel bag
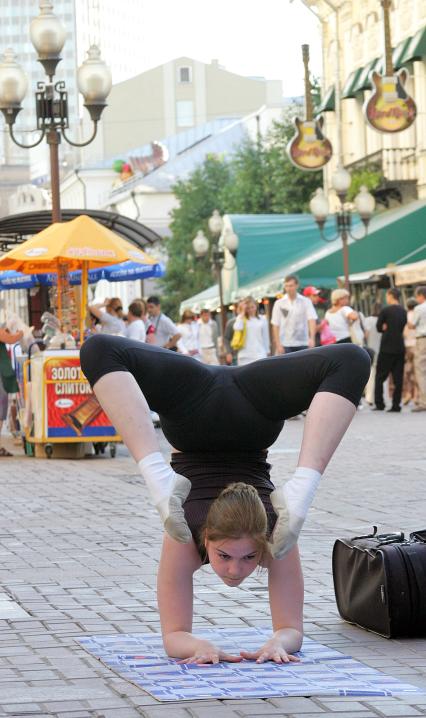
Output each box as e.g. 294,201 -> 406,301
332,527 -> 426,638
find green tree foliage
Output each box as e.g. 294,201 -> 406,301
159,155 -> 231,318
160,105 -> 326,318
346,167 -> 383,202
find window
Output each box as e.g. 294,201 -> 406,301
178,66 -> 192,84
176,100 -> 194,127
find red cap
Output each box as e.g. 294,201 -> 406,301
303,286 -> 320,296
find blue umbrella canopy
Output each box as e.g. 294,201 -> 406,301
0,261 -> 165,290
0,270 -> 39,290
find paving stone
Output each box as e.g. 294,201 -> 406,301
363,702 -> 423,716
269,698 -> 325,712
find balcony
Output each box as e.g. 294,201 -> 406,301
345,148 -> 417,206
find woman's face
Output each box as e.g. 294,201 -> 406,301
205,536 -> 260,586
246,300 -> 257,317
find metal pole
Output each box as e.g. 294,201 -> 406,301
47,128 -> 62,223
341,228 -> 350,291
216,262 -> 226,361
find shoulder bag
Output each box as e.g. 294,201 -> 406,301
333,526 -> 426,638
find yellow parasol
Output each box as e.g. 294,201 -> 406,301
0,214 -> 156,341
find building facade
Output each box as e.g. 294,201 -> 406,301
309,0 -> 426,203
96,57 -> 283,160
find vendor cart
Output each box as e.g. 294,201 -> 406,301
18,347 -> 120,459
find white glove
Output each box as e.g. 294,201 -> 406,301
138,452 -> 192,543
269,467 -> 322,559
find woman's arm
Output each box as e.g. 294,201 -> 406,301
88,303 -> 105,320
157,534 -> 241,663
240,546 -> 304,663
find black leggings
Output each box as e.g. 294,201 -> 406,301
80,336 -> 370,452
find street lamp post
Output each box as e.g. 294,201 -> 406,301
0,0 -> 112,224
192,210 -> 239,357
309,166 -> 375,291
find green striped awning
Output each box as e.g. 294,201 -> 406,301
353,58 -> 379,92
400,26 -> 426,63
341,68 -> 363,98
342,34 -> 419,99
393,37 -> 412,68
317,86 -> 335,113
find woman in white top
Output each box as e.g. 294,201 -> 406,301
177,310 -> 200,359
325,289 -> 358,344
234,296 -> 270,365
88,297 -> 126,336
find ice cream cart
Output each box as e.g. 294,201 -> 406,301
20,348 -> 120,458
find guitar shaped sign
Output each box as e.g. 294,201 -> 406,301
287,44 -> 332,171
364,0 -> 416,133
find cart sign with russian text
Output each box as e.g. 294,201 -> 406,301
44,357 -> 117,438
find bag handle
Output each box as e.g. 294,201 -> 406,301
350,526 -> 406,545
351,526 -> 378,540
410,530 -> 426,544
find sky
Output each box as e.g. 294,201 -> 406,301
141,0 -> 323,97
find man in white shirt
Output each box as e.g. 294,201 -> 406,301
146,296 -> 181,350
271,275 -> 318,354
198,309 -> 219,365
125,301 -> 146,342
411,285 -> 426,411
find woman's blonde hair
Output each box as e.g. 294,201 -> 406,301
331,288 -> 350,305
201,482 -> 270,559
243,295 -> 259,317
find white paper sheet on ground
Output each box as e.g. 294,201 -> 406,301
76,628 -> 425,703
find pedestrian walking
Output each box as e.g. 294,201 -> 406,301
0,326 -> 22,457
125,300 -> 147,342
198,308 -> 219,365
233,297 -> 270,365
302,286 -> 325,346
177,310 -> 200,359
402,298 -> 419,406
271,275 -> 317,354
363,302 -> 383,405
88,297 -> 126,336
224,300 -> 244,365
373,288 -> 407,413
145,296 -> 181,350
80,334 -> 370,664
410,285 -> 426,412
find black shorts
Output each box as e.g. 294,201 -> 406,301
80,336 -> 370,453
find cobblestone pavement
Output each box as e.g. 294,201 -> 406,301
0,405 -> 425,717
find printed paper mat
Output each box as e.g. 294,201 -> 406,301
76,628 -> 424,702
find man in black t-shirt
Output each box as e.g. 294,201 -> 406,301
374,288 -> 407,412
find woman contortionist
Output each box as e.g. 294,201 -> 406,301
80,336 -> 370,665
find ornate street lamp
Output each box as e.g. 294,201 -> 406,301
192,212 -> 239,357
0,0 -> 111,223
310,166 -> 375,290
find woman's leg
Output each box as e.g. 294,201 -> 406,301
234,344 -> 371,557
80,334 -> 215,541
298,391 -> 356,473
90,371 -> 159,462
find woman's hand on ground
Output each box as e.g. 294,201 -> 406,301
240,639 -> 300,664
178,640 -> 243,664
